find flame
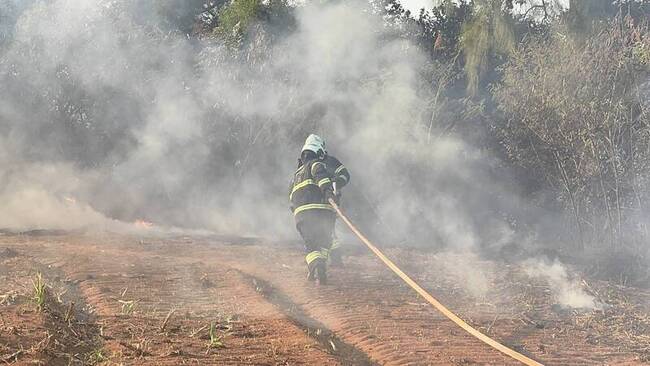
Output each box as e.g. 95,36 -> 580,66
134,219 -> 153,228
64,196 -> 77,205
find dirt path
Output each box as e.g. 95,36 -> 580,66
0,233 -> 648,365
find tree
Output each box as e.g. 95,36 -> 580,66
460,0 -> 515,95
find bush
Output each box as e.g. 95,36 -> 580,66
492,19 -> 650,250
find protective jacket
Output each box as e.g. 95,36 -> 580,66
323,155 -> 350,190
289,157 -> 335,222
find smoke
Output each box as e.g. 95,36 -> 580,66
438,250 -> 493,298
0,161 -> 104,231
0,0 -> 540,267
524,258 -> 602,310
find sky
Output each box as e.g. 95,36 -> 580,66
399,0 -> 571,15
400,0 -> 432,14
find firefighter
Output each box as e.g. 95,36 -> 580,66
289,134 -> 348,284
323,151 -> 350,266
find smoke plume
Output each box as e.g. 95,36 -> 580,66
524,258 -> 602,310
0,0 -> 538,274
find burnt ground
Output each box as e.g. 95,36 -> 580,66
0,232 -> 649,365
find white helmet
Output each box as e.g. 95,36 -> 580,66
301,134 -> 326,155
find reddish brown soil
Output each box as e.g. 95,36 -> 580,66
0,232 -> 648,365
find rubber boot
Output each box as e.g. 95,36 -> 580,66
316,259 -> 327,285
307,258 -> 327,285
307,261 -> 317,281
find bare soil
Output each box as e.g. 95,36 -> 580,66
0,232 -> 649,365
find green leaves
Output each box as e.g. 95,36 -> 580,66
460,0 -> 515,95
214,0 -> 262,48
32,273 -> 47,311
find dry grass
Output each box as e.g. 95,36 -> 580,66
575,282 -> 650,357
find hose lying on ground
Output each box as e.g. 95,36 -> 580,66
328,198 -> 544,366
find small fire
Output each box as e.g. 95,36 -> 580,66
64,196 -> 77,205
134,219 -> 154,228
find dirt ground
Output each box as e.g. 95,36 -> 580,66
1,231 -> 649,365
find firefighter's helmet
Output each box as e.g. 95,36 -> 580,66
301,134 -> 326,155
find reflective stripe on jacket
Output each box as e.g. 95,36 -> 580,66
323,155 -> 351,188
289,158 -> 335,220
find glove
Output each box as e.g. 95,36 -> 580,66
326,189 -> 342,204
325,189 -> 337,203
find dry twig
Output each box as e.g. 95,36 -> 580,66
160,309 -> 176,332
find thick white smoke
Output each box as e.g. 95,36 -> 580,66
0,0 -> 535,278
524,258 -> 602,309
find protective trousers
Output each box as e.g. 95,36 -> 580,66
296,213 -> 335,266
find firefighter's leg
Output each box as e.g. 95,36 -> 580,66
329,223 -> 343,267
297,220 -> 328,283
314,215 -> 335,284
306,250 -> 325,282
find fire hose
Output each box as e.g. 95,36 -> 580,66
328,198 -> 544,366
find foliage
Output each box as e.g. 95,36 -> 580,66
416,0 -> 473,62
211,0 -> 293,52
87,349 -> 108,364
564,0 -> 617,37
118,300 -> 138,315
32,272 -> 47,311
207,321 -> 225,350
214,0 -> 262,47
493,19 -> 650,249
460,0 -> 515,95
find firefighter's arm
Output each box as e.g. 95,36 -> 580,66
333,164 -> 350,189
311,161 -> 334,195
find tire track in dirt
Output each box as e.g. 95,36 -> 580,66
2,234 -> 644,365
2,236 -> 342,365
160,239 -> 520,365
238,271 -> 378,365
170,238 -> 640,366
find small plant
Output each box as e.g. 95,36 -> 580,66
64,302 -> 75,323
206,321 -> 224,353
118,300 -> 137,315
87,348 -> 107,364
32,273 -> 47,311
